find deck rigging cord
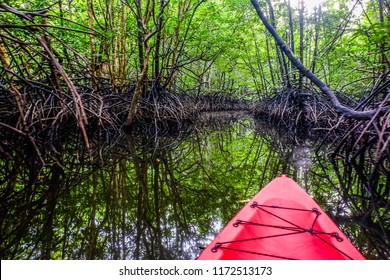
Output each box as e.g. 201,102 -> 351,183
210,202 -> 354,260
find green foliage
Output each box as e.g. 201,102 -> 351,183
1,0 -> 387,98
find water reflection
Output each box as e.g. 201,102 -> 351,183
0,113 -> 389,259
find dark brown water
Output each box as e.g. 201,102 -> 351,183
0,112 -> 389,259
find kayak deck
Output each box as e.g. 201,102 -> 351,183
197,175 -> 365,260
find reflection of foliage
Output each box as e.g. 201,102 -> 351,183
1,113 -> 389,259
0,113 -> 286,259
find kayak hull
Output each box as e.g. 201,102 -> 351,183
197,175 -> 365,260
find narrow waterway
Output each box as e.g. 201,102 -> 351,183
0,112 -> 388,259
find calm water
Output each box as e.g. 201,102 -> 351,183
0,112 -> 389,259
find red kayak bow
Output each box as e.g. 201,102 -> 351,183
197,175 -> 365,260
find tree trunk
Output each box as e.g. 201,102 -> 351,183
298,0 -> 304,93
126,42 -> 151,126
0,42 -> 10,70
311,5 -> 320,73
87,0 -> 97,77
153,0 -> 165,87
378,0 -> 389,71
265,33 -> 276,87
287,0 -> 296,81
267,0 -> 287,86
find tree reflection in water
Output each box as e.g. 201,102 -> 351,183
0,113 -> 389,259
